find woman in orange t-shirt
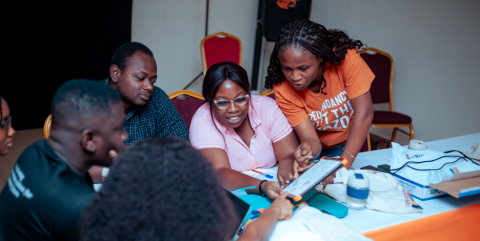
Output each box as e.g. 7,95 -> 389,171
265,20 -> 375,186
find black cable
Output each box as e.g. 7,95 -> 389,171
390,150 -> 480,174
183,72 -> 203,90
205,0 -> 209,36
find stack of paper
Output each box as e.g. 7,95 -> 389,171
242,166 -> 279,184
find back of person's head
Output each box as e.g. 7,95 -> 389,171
202,61 -> 251,107
110,42 -> 154,72
50,79 -> 126,167
51,79 -> 121,128
80,137 -> 238,241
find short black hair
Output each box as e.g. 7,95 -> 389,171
202,61 -> 251,108
110,42 -> 154,72
50,79 -> 121,125
80,137 -> 238,241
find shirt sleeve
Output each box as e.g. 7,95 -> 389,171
51,194 -> 92,241
341,49 -> 375,99
189,105 -> 226,150
265,99 -> 293,143
154,88 -> 189,140
273,84 -> 309,127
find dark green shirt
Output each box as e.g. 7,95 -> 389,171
0,140 -> 94,241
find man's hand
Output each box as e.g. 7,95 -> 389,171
262,181 -> 283,200
269,191 -> 294,220
108,150 -> 119,160
294,142 -> 313,168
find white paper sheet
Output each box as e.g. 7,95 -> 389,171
269,218 -> 324,241
242,166 -> 279,184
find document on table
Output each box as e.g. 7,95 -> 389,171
283,159 -> 342,197
269,217 -> 324,241
350,156 -> 378,170
242,166 -> 279,184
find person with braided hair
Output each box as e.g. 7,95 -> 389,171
80,137 -> 294,241
265,19 -> 375,187
0,93 -> 16,156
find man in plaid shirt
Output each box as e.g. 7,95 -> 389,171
102,42 -> 188,145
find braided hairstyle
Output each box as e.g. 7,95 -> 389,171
80,137 -> 238,241
265,19 -> 365,93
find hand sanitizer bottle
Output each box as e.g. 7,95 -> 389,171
346,173 -> 370,210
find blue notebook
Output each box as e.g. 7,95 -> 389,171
235,188 -> 348,219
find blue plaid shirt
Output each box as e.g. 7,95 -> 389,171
101,79 -> 188,144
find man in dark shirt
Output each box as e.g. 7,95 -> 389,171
103,42 -> 188,145
0,79 -> 127,241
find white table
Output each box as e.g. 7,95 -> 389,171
342,133 -> 480,233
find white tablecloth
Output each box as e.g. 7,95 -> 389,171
342,133 -> 480,233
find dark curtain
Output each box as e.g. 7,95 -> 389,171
3,0 -> 132,130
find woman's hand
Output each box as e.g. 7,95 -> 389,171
278,158 -> 315,188
238,191 -> 294,241
261,181 -> 283,200
269,191 -> 294,220
277,160 -> 295,188
321,173 -> 335,190
294,142 -> 313,168
293,158 -> 315,174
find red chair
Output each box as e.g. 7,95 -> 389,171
200,32 -> 242,76
259,89 -> 275,100
168,90 -> 205,129
360,47 -> 414,150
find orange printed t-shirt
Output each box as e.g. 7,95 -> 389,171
274,49 -> 375,148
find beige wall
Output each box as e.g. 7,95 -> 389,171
132,0 -> 258,95
132,0 -> 480,142
310,0 -> 480,142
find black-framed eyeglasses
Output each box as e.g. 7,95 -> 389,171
213,94 -> 249,111
0,116 -> 12,130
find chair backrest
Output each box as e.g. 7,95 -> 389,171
360,47 -> 394,111
43,114 -> 52,139
259,89 -> 276,100
201,32 -> 242,76
168,90 -> 205,129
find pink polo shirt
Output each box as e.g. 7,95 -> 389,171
190,95 -> 293,172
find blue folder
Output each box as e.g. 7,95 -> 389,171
234,187 -> 348,219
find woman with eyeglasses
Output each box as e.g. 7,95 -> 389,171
190,61 -> 312,199
0,93 -> 15,156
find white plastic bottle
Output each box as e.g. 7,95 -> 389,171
346,173 -> 370,210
